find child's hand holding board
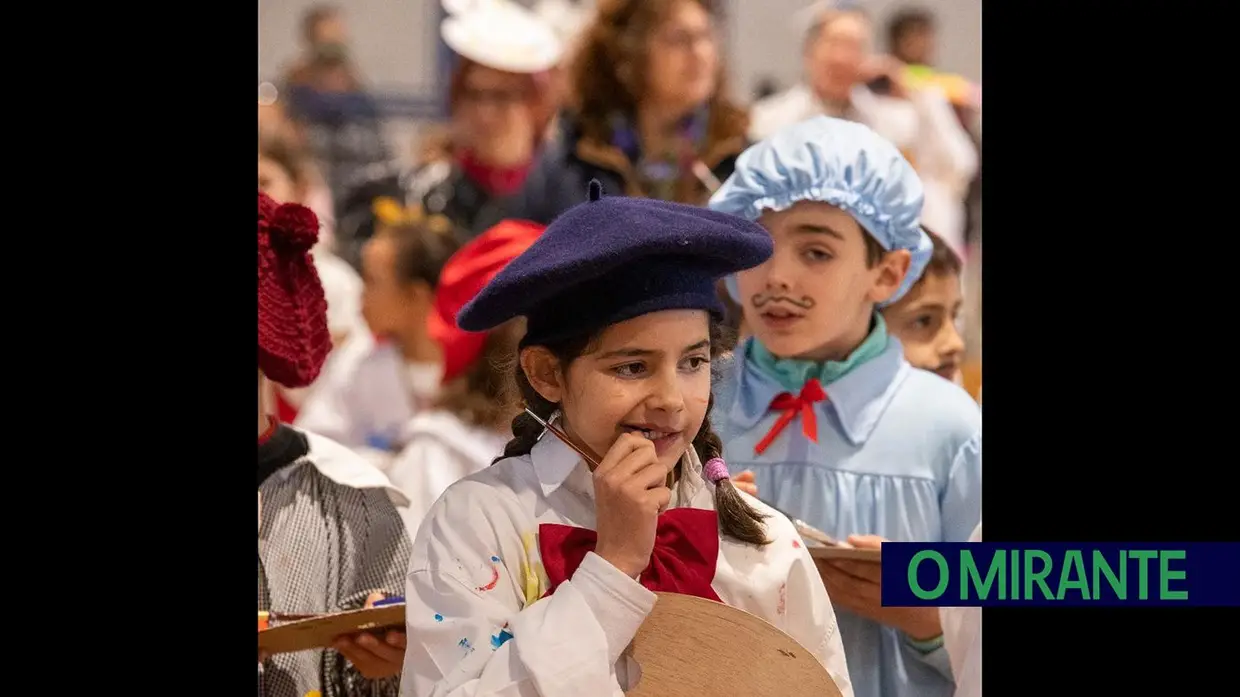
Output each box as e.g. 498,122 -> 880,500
259,596 -> 406,658
807,538 -> 882,563
812,535 -> 943,641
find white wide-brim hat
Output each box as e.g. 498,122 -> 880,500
441,0 -> 565,74
531,0 -> 595,45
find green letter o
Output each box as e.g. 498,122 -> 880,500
909,551 -> 950,599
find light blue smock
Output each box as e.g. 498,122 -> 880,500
712,335 -> 982,697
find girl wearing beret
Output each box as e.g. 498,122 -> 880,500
386,219 -> 545,538
257,191 -> 412,697
707,116 -> 981,697
398,184 -> 854,697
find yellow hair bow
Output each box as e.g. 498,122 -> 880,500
372,197 -> 425,226
372,196 -> 456,238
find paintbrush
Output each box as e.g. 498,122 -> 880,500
524,408 -> 600,467
521,410 -> 836,542
755,499 -> 844,547
259,610 -> 321,625
691,160 -> 722,194
524,408 -> 676,489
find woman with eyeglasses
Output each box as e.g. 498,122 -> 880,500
515,0 -> 750,225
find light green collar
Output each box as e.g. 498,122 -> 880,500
748,314 -> 889,392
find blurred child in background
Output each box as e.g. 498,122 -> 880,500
259,128 -> 364,420
257,190 -> 409,695
295,200 -> 460,467
880,228 -> 965,385
386,219 -> 544,536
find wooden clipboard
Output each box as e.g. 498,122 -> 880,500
625,592 -> 843,697
807,544 -> 882,563
258,604 -> 406,655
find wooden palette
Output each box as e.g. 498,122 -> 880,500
258,604 -> 406,655
625,592 -> 844,697
807,544 -> 882,563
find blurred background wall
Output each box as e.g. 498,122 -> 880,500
259,0 -> 980,167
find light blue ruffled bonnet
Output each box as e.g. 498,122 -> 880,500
708,115 -> 933,307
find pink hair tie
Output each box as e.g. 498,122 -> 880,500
703,457 -> 730,484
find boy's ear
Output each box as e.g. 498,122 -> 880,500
403,279 -> 434,303
520,346 -> 565,404
869,249 -> 912,305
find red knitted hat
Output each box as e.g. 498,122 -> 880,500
428,219 -> 545,385
258,190 -> 332,388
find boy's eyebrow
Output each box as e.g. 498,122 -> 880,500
596,339 -> 710,360
794,223 -> 845,239
905,300 -> 945,312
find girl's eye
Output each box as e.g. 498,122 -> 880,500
682,355 -> 710,371
613,363 -> 646,378
912,315 -> 932,329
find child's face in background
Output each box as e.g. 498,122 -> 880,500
738,201 -> 909,361
258,155 -> 298,204
531,310 -> 713,474
360,234 -> 430,341
882,271 -> 965,383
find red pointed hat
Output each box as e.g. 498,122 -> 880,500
258,190 -> 332,388
428,219 -> 546,385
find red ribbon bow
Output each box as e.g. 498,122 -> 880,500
754,378 -> 827,455
537,508 -> 723,602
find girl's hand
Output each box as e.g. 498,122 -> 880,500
732,470 -> 758,496
592,433 -> 674,578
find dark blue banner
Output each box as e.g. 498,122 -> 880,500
878,543 -> 1240,607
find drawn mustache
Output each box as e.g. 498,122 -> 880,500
751,293 -> 816,310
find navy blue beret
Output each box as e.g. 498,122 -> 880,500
457,181 -> 773,346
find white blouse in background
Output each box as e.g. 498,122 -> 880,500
387,410 -> 509,539
399,435 -> 855,697
295,331 -> 441,469
312,248 -> 363,343
940,522 -> 982,697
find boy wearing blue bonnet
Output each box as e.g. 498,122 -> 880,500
708,115 -> 981,697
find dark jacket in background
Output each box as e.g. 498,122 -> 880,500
333,158 -> 527,271
333,165 -> 406,271
404,159 -> 527,241
515,114 -> 746,225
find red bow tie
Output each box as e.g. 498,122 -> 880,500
754,378 -> 827,455
538,508 -> 723,602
